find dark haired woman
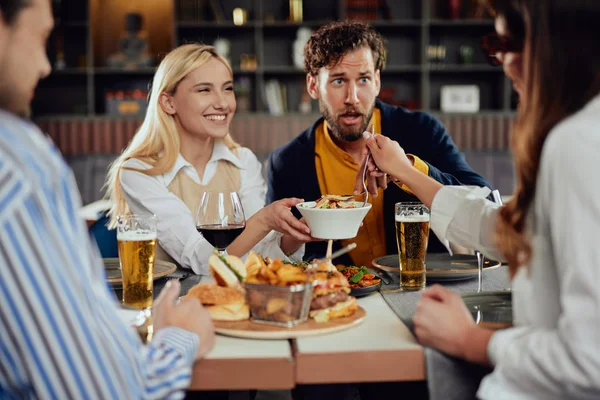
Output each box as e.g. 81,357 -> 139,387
360,0 -> 600,397
482,0 -> 525,96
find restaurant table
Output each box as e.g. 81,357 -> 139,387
379,265 -> 511,400
112,265 -> 510,396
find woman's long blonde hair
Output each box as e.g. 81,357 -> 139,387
105,44 -> 239,227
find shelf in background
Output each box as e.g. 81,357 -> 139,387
261,66 -> 305,74
261,20 -> 334,28
383,65 -> 421,73
429,19 -> 494,27
50,68 -> 89,76
371,19 -> 422,28
176,21 -> 257,28
427,65 -> 501,73
61,21 -> 89,27
93,68 -> 156,75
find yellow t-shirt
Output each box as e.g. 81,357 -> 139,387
314,108 -> 429,267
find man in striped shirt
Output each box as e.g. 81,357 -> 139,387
0,1 -> 215,398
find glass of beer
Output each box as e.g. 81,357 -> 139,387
395,203 -> 430,290
116,214 -> 157,310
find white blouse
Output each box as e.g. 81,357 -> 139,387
120,140 -> 304,275
431,94 -> 600,400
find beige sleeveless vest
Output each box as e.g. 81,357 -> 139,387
155,153 -> 241,265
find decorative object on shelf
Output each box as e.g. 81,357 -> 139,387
289,0 -> 303,23
459,45 -> 474,64
236,77 -> 251,113
265,79 -> 285,116
346,0 -> 388,21
441,85 -> 480,113
232,8 -> 248,26
106,13 -> 153,70
449,0 -> 463,19
293,27 -> 312,70
240,54 -> 257,72
213,38 -> 231,67
469,0 -> 493,19
427,44 -> 447,65
106,89 -> 148,117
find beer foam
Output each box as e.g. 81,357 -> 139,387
395,214 -> 430,222
117,230 -> 157,241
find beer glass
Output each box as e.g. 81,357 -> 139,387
117,214 -> 157,310
395,203 -> 430,290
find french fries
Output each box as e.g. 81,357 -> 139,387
245,252 -> 308,286
244,252 -> 311,324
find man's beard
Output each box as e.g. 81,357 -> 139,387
320,100 -> 375,142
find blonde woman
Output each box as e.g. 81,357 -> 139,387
106,44 -> 312,275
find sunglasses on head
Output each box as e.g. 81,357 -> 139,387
480,32 -> 524,66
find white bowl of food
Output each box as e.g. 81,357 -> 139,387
296,195 -> 372,240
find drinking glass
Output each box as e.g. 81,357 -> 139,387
116,214 -> 157,310
196,191 -> 246,255
395,202 -> 430,290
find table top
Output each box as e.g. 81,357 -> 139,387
294,293 -> 424,385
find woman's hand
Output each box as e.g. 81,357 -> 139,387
354,132 -> 414,197
255,198 -> 312,242
413,285 -> 476,360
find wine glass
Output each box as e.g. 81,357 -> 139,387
476,189 -> 504,292
196,191 -> 246,255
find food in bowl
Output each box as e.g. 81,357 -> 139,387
296,195 -> 372,240
306,194 -> 356,209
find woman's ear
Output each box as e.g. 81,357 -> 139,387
159,92 -> 176,115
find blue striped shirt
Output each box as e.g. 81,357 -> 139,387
0,111 -> 199,399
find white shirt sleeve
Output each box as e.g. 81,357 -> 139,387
120,159 -> 214,275
430,185 -> 505,261
237,148 -> 305,262
480,121 -> 600,399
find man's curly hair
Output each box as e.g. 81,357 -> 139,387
304,21 -> 386,76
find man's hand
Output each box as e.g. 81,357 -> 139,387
153,280 -> 216,360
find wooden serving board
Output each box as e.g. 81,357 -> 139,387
214,306 -> 366,340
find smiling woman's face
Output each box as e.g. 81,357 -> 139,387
495,16 -> 524,98
163,57 -> 236,141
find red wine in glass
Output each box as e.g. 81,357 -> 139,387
196,191 -> 246,255
196,224 -> 245,251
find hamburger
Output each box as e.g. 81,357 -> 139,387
184,283 -> 249,321
184,254 -> 249,321
309,265 -> 357,323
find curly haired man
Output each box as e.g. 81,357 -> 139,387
267,21 -> 490,268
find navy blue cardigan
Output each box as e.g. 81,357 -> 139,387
267,100 -> 491,265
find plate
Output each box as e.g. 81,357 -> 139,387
462,291 -> 512,330
346,268 -> 383,298
372,253 -> 501,282
214,306 -> 366,339
104,258 -> 177,286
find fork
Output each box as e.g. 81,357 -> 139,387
361,125 -> 375,207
